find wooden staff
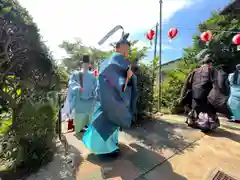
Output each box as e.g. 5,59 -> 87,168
123,64 -> 132,92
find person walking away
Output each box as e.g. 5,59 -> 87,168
62,95 -> 75,130
180,54 -> 220,132
67,55 -> 97,134
207,64 -> 232,118
82,34 -> 138,156
227,64 -> 240,122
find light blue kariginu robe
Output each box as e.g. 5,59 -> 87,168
228,72 -> 240,121
82,52 -> 138,154
68,70 -> 97,133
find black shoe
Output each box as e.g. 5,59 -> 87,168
105,149 -> 120,158
201,128 -> 211,133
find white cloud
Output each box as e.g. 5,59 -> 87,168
131,40 -> 176,54
134,40 -> 152,49
162,44 -> 173,50
18,0 -> 193,59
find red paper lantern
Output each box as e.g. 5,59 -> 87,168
146,29 -> 155,40
232,34 -> 240,45
93,70 -> 98,77
200,31 -> 212,42
168,28 -> 178,39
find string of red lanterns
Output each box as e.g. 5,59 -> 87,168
145,26 -> 240,45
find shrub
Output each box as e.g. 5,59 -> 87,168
0,91 -> 58,169
161,69 -> 186,114
136,64 -> 154,118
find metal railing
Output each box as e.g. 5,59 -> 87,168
56,90 -> 67,141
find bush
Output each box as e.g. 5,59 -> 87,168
161,69 -> 186,114
0,92 -> 58,169
0,0 -> 61,175
136,64 -> 154,118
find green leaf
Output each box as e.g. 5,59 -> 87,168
0,7 -> 12,17
16,88 -> 21,96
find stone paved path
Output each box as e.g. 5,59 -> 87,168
63,115 -> 240,180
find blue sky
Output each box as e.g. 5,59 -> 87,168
132,0 -> 231,64
19,0 -> 231,64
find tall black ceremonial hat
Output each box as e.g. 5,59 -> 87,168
82,54 -> 90,63
116,33 -> 130,48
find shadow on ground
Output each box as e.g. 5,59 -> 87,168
221,123 -> 240,131
0,145 -> 57,180
206,127 -> 240,143
25,143 -> 84,180
67,145 -> 84,177
0,140 -> 84,180
125,117 -> 200,154
85,143 -> 187,180
0,163 -> 39,180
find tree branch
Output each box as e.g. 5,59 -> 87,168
0,89 -> 17,109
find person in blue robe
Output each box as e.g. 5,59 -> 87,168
82,35 -> 138,155
67,55 -> 97,133
227,64 -> 240,122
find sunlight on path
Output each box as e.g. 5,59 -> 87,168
62,115 -> 240,180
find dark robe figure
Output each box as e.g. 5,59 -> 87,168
180,55 -> 220,132
207,65 -> 232,118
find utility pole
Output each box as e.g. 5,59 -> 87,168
152,23 -> 158,113
152,23 -> 158,88
158,0 -> 163,112
153,23 -> 159,61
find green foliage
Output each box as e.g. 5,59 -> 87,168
0,115 -> 11,136
198,12 -> 240,72
126,41 -> 154,117
160,59 -> 198,113
59,39 -> 111,72
0,0 -> 60,172
161,69 -> 186,113
127,40 -> 149,62
0,0 -> 60,112
54,66 -> 69,88
0,92 -> 58,169
136,64 -> 154,116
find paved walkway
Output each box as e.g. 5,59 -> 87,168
63,115 -> 240,180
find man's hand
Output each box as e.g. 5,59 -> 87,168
123,65 -> 133,92
127,66 -> 133,79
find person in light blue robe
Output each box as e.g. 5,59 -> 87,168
82,35 -> 138,155
227,64 -> 240,122
68,55 -> 97,133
